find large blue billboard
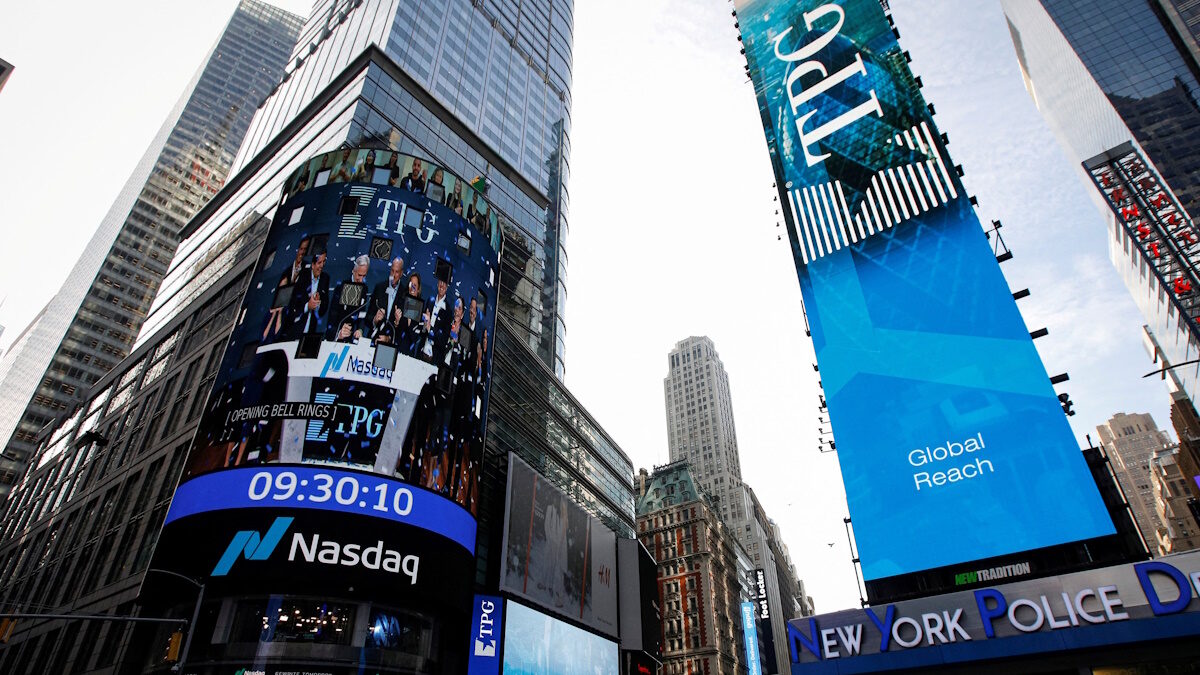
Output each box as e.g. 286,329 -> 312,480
734,0 -> 1115,580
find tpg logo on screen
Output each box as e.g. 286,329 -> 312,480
770,3 -> 882,167
468,594 -> 504,674
474,599 -> 498,656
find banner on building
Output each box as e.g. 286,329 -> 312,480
787,550 -> 1200,665
734,0 -> 1114,581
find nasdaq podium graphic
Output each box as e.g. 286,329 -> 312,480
145,149 -> 501,671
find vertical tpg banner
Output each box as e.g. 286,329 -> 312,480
735,0 -> 1115,581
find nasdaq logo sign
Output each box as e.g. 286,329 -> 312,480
211,517 -> 293,576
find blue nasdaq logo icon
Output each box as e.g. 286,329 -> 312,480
320,345 -> 350,378
211,517 -> 293,576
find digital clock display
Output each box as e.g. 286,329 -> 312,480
165,465 -> 476,553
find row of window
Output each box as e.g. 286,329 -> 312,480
0,275 -> 247,631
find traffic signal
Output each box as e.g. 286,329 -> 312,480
165,630 -> 183,662
1058,393 -> 1075,417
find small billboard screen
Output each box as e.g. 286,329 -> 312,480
500,454 -> 619,637
502,600 -> 619,675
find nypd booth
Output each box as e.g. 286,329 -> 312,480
788,550 -> 1200,673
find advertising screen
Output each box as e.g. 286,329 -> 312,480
617,538 -> 661,658
501,600 -> 619,675
752,568 -> 777,672
500,454 -> 619,638
150,148 -> 501,608
734,0 -> 1114,581
741,602 -> 763,675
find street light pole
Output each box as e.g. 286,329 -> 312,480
176,582 -> 204,673
144,568 -> 205,673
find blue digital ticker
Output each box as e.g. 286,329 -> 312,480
735,0 -> 1115,580
164,465 -> 476,553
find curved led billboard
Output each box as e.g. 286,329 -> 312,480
150,148 -> 501,612
734,0 -> 1115,582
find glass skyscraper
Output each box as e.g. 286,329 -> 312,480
1036,0 -> 1200,219
1004,0 -> 1200,406
0,0 -> 303,497
140,0 -> 574,380
0,0 -> 637,671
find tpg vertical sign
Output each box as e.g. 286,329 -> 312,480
769,4 -> 882,169
742,601 -> 763,675
467,594 -> 503,675
734,0 -> 1115,586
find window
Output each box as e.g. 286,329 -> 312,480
230,597 -> 354,645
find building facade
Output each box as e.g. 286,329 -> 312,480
662,335 -> 807,670
1003,0 -> 1200,405
1170,389 -> 1200,502
636,463 -> 747,675
0,0 -> 639,671
1149,446 -> 1200,554
1096,412 -> 1172,551
0,0 -> 303,496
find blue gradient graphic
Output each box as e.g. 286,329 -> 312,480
164,465 -> 476,553
736,0 -> 1115,580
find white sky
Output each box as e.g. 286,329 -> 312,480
0,0 -> 1175,614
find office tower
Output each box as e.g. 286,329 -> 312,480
0,1 -> 303,496
1148,446 -> 1200,554
662,336 -> 805,669
1096,412 -> 1172,550
664,337 -> 744,518
0,0 -> 641,671
636,463 -> 748,675
1003,0 -> 1200,405
0,57 -> 12,94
